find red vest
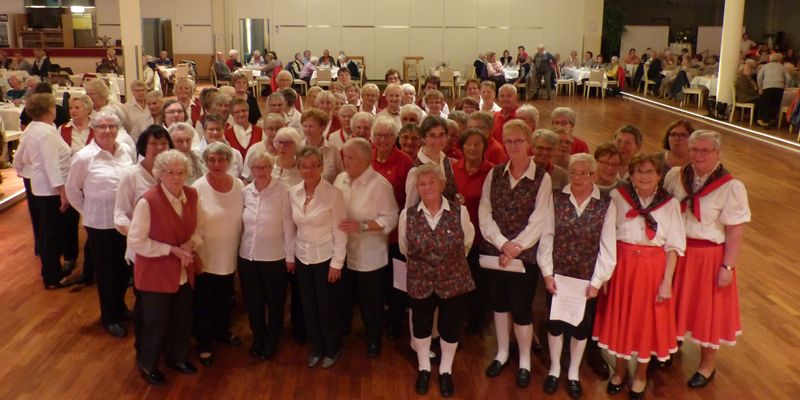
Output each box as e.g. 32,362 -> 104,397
190,100 -> 203,126
134,185 -> 200,293
59,124 -> 94,147
224,124 -> 263,159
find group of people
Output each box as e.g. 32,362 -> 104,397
12,57 -> 749,400
0,49 -> 53,79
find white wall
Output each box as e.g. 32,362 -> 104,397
620,25 -> 669,58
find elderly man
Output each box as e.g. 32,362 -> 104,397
6,75 -> 26,100
214,51 -> 232,82
532,129 -> 569,189
489,84 -> 519,143
532,45 -> 556,100
226,49 -> 243,72
155,50 -> 172,67
125,80 -> 151,142
549,107 -> 590,154
613,125 -> 643,180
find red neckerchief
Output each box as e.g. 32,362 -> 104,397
680,164 -> 733,222
618,182 -> 673,240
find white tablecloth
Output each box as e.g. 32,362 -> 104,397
0,103 -> 23,133
562,67 -> 608,87
158,66 -> 177,80
691,75 -> 718,95
311,67 -> 340,85
624,64 -> 638,77
503,67 -> 519,81
69,74 -> 125,102
54,87 -> 86,103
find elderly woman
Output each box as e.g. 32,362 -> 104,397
549,107 -> 589,154
271,127 -> 303,187
300,57 -> 318,85
174,78 -> 201,125
350,111 -> 375,141
344,83 -> 361,106
734,60 -> 759,105
226,49 -> 242,71
200,115 -> 243,178
398,123 -> 423,159
401,83 -> 418,106
452,128 -> 494,334
300,108 -> 344,183
191,142 -> 244,366
327,104 -> 356,149
531,129 -> 569,190
209,92 -> 233,127
59,95 -> 95,155
423,90 -> 447,119
14,94 -> 74,289
614,125 -> 644,180
663,131 -> 750,388
224,97 -> 263,161
239,150 -> 296,360
594,153 -> 685,399
399,163 -> 475,397
479,119 -> 553,388
537,153 -> 617,398
404,116 -> 459,208
314,91 -> 342,136
290,146 -> 348,368
444,119 -> 463,160
66,110 -> 135,336
129,90 -> 163,140
485,52 -> 506,88
456,97 -> 479,115
127,149 -> 204,385
160,99 -> 188,130
169,122 -> 207,185
243,113 -> 286,177
479,81 -> 502,113
360,83 -> 380,114
84,78 -> 131,132
593,143 -> 623,191
335,138 -> 399,358
466,111 -> 507,165
230,72 -> 262,125
399,103 -> 424,127
657,119 -> 694,177
757,53 -> 792,127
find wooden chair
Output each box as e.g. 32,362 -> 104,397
294,78 -> 308,95
439,68 -> 457,98
316,68 -> 332,89
729,85 -> 755,126
406,63 -> 422,92
350,56 -> 365,86
584,70 -> 605,99
210,64 -> 229,87
640,64 -> 657,96
403,56 -> 424,82
681,86 -> 705,109
778,106 -> 792,130
238,68 -> 258,97
175,63 -> 191,80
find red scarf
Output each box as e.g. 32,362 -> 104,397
679,164 -> 733,222
618,182 -> 673,240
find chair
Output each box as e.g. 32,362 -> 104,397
584,70 -> 605,99
439,68 -> 457,98
778,106 -> 791,130
681,86 -> 705,109
316,68 -> 332,88
350,56 -> 365,85
175,63 -> 191,80
403,56 -> 424,82
294,78 -> 308,95
729,85 -> 755,126
210,63 -> 229,87
406,63 -> 421,92
238,68 -> 258,97
640,65 -> 656,96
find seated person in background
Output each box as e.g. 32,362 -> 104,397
19,82 -> 70,130
594,54 -> 606,69
300,57 -> 318,85
226,49 -> 243,72
10,52 -> 31,72
0,50 -> 10,69
499,50 -> 513,66
155,50 -> 172,67
5,75 -> 27,100
249,50 -> 266,67
261,51 -> 282,78
605,56 -> 620,81
288,53 -> 304,78
580,51 -> 596,69
473,53 -> 488,81
623,48 -> 640,65
338,54 -> 361,81
30,48 -> 52,79
516,46 -> 529,65
485,52 -> 506,87
784,62 -> 799,87
562,50 -> 580,68
142,56 -> 160,91
319,49 -> 335,66
214,51 -> 232,82
98,48 -> 119,74
645,51 -> 665,95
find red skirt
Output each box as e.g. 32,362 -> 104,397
593,242 -> 678,362
673,238 -> 741,348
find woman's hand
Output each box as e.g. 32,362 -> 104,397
286,262 -> 296,274
501,241 -> 522,258
338,219 -> 361,234
544,275 -> 557,294
170,246 -> 193,267
327,268 -> 342,283
58,187 -> 69,212
718,267 -> 733,288
656,281 -> 672,303
498,254 -> 511,267
586,284 -> 599,299
180,240 -> 194,253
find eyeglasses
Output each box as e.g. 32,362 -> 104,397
426,133 -> 448,139
570,171 -> 594,178
689,148 -> 717,155
94,124 -> 118,131
164,169 -> 186,176
504,139 -> 527,146
373,133 -> 395,140
274,140 -> 295,146
165,109 -> 184,114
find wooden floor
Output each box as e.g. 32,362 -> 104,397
1,94 -> 799,400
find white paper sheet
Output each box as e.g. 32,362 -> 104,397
392,258 -> 407,293
549,274 -> 590,326
478,255 -> 526,273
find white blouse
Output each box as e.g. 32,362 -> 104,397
405,148 -> 449,209
289,179 -> 348,269
242,141 -> 277,180
398,197 -> 475,257
114,162 -> 158,260
663,167 -> 751,244
192,175 -> 244,275
326,129 -> 349,150
240,179 -> 296,262
610,187 -> 686,255
15,121 -> 71,196
304,139 -> 343,183
66,141 -> 134,229
125,101 -> 151,142
478,158 -> 554,253
273,164 -> 303,187
60,121 -> 92,156
536,185 -> 618,289
333,168 -> 399,272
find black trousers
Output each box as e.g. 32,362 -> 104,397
137,284 -> 193,370
193,272 -> 235,352
465,247 -> 490,329
410,292 -> 468,343
61,206 -> 79,262
295,258 -> 343,357
289,271 -> 305,339
342,267 -> 384,344
546,295 -> 598,341
36,195 -> 77,285
23,178 -> 40,256
238,257 -> 288,345
534,69 -> 553,98
383,243 -> 409,331
486,261 -> 539,325
758,87 -> 784,122
85,227 -> 130,324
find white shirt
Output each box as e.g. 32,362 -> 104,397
304,138 -> 344,183
127,184 -> 205,285
333,168 -> 399,271
610,187 -> 686,255
398,196 -> 475,257
232,123 -> 253,151
192,175 -> 244,275
375,108 -> 401,128
289,179 -> 348,269
405,148 -> 449,208
116,128 -> 138,161
240,179 -> 296,262
663,167 -> 751,244
326,129 -> 349,150
125,101 -> 151,143
479,158 -> 554,252
16,121 -> 71,196
66,141 -> 134,229
359,103 -> 377,115
536,184 -> 617,289
114,162 -> 158,260
273,164 -> 302,187
285,108 -> 302,131
60,121 -> 92,156
479,98 -> 502,112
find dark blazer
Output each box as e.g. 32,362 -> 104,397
31,57 -> 52,79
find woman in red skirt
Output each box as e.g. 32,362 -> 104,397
593,153 -> 686,399
663,130 -> 750,388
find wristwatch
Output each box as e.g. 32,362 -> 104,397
359,221 -> 369,232
722,264 -> 735,271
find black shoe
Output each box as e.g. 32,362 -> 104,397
587,348 -> 610,379
566,380 -> 582,399
73,274 -> 94,285
218,334 -> 242,346
367,342 -> 381,358
121,309 -> 135,321
103,323 -> 128,338
62,260 -> 76,274
198,353 -> 214,367
516,368 -> 531,388
44,278 -> 73,290
628,388 -> 645,400
415,370 -> 431,395
260,339 -> 277,360
687,370 -> 715,388
167,361 -> 198,375
438,372 -> 454,398
607,379 -> 624,395
485,359 -> 508,377
138,365 -> 165,386
543,375 -> 558,394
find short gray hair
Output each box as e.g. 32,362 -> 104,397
342,137 -> 373,162
275,127 -> 303,146
339,104 -> 358,118
414,163 -> 446,185
568,153 -> 597,172
296,145 -> 323,164
168,122 -> 198,140
362,83 -> 379,95
401,83 -> 416,94
551,107 -> 577,126
350,112 -> 375,131
371,115 -> 400,139
688,130 -> 722,151
517,104 -> 540,126
400,104 -> 423,120
202,141 -> 234,162
90,110 -> 122,128
246,150 -> 275,169
499,83 -> 517,95
532,129 -> 559,147
153,149 -> 191,179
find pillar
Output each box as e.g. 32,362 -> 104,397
716,0 -> 745,105
119,0 -> 143,82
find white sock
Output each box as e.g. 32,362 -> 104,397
514,323 -> 533,370
439,339 -> 458,374
547,333 -> 564,377
568,338 -> 588,381
413,336 -> 432,371
493,312 -> 510,363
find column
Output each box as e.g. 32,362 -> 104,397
119,0 -> 143,82
716,0 -> 745,105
